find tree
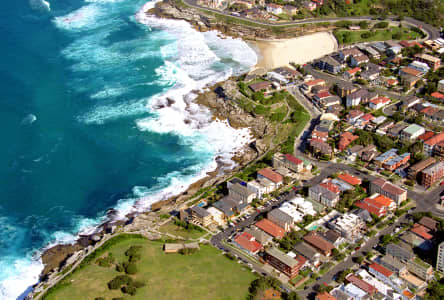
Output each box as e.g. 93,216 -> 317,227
392,111 -> 404,122
283,291 -> 301,300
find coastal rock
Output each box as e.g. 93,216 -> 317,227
41,243 -> 83,277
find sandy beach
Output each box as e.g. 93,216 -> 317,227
251,31 -> 338,70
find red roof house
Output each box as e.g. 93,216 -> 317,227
369,262 -> 394,279
338,132 -> 359,151
257,168 -> 284,185
355,194 -> 395,217
234,232 -> 263,254
410,223 -> 434,240
255,219 -> 285,239
345,274 -> 378,295
337,173 -> 362,186
431,92 -> 444,101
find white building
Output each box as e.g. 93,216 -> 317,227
247,178 -> 275,199
328,213 -> 365,241
207,206 -> 225,225
437,241 -> 444,273
265,3 -> 283,14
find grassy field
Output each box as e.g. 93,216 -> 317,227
158,220 -> 206,240
334,26 -> 423,45
43,235 -> 257,300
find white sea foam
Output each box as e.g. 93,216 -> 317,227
21,114 -> 37,125
29,0 -> 50,12
8,1 -> 258,299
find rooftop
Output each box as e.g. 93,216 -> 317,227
402,123 -> 424,135
337,173 -> 362,186
255,218 -> 285,238
369,262 -> 393,278
258,168 -> 283,184
265,247 -> 299,268
234,232 -> 262,253
303,231 -> 335,253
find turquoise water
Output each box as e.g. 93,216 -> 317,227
0,0 -> 256,298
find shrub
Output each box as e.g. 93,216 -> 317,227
374,21 -> 389,28
115,263 -> 125,273
125,263 -> 138,275
122,285 -> 137,296
112,298 -> 124,300
96,253 -> 115,268
108,275 -> 133,290
95,298 -> 105,300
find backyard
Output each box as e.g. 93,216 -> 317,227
43,235 -> 257,300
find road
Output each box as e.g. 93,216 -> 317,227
180,0 -> 440,40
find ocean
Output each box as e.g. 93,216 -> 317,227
0,0 -> 257,298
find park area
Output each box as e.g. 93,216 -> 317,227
42,234 -> 257,300
334,25 -> 424,45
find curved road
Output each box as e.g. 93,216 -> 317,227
179,0 -> 440,39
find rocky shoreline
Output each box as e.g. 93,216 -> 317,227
30,73 -> 274,298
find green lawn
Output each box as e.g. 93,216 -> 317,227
43,235 -> 257,300
334,26 -> 423,45
158,220 -> 206,240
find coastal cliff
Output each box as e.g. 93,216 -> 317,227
151,0 -> 333,40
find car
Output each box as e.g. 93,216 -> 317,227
355,246 -> 361,251
316,277 -> 321,281
440,181 -> 444,186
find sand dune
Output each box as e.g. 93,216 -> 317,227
251,31 -> 338,70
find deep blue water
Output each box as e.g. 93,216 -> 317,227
0,0 -> 256,298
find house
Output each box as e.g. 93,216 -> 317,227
408,60 -> 430,74
435,141 -> 444,159
264,247 -> 306,278
212,197 -> 247,219
346,110 -> 364,124
360,63 -> 380,81
423,132 -> 444,155
370,178 -> 407,205
345,274 -> 378,297
310,139 -> 333,157
265,3 -> 283,14
368,96 -> 390,110
338,132 -> 358,151
431,92 -> 444,102
316,56 -> 342,74
273,67 -> 301,79
314,91 -> 333,103
320,229 -> 343,247
408,157 -> 437,181
400,67 -> 422,78
407,257 -> 434,281
206,206 -> 225,225
309,182 -> 340,207
272,152 -> 303,172
293,241 -> 321,266
388,122 -> 408,138
319,96 -> 341,108
245,227 -> 273,245
268,208 -> 293,232
247,179 -> 276,199
421,161 -> 444,188
302,78 -> 326,92
234,232 -> 263,255
410,223 -> 434,241
339,47 -> 364,61
418,131 -> 435,142
374,149 -> 410,171
355,194 -> 395,217
228,182 -> 256,203
303,1 -> 317,11
360,144 -> 379,162
438,79 -> 444,93
359,45 -> 380,59
328,213 -> 366,241
400,124 -> 425,141
400,74 -> 420,89
387,46 -> 402,56
346,89 -> 376,107
283,4 -> 298,14
255,218 -> 285,239
337,173 -> 362,186
414,53 -> 441,71
350,54 -> 369,67
189,205 -> 212,226
316,292 -> 338,300
303,231 -> 335,256
385,78 -> 398,87
257,168 -> 284,187
368,262 -> 395,286
419,216 -> 439,232
400,272 -> 427,292
249,81 -> 272,93
267,72 -> 289,85
343,67 -> 361,80
401,96 -> 421,110
379,254 -> 408,276
311,130 -> 328,142
386,242 -> 414,262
